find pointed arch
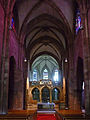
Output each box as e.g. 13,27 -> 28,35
19,0 -> 72,45
41,87 -> 50,102
32,87 -> 40,102
52,87 -> 60,101
41,64 -> 50,80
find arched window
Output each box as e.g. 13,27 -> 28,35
52,88 -> 60,101
33,69 -> 37,81
54,69 -> 58,82
43,69 -> 48,79
11,18 -> 14,29
32,88 -> 40,101
10,17 -> 15,30
42,87 -> 50,102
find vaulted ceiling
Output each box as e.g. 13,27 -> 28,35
32,55 -> 59,73
13,0 -> 75,67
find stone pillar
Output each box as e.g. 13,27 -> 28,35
50,89 -> 52,103
84,55 -> 90,115
23,61 -> 28,110
0,4 -> 11,114
13,69 -> 24,110
58,69 -> 61,85
29,70 -> 31,81
61,60 -> 63,87
26,60 -> 30,107
27,60 -> 30,89
63,77 -> 66,102
40,90 -> 42,102
80,1 -> 90,114
29,89 -> 32,101
64,60 -> 69,108
68,43 -> 80,110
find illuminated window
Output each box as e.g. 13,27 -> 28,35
11,17 -> 15,29
76,10 -> 81,34
54,69 -> 58,81
33,69 -> 37,81
43,69 -> 48,79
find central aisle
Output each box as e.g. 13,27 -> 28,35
37,114 -> 56,120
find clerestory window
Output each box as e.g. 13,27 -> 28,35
33,69 -> 37,81
54,69 -> 58,82
43,69 -> 48,79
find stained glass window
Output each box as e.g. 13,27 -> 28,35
76,10 -> 81,34
43,69 -> 48,79
54,69 -> 58,81
11,17 -> 15,29
33,69 -> 37,81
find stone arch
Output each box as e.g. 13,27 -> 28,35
25,14 -> 68,52
19,0 -> 71,42
52,86 -> 60,91
41,87 -> 50,103
31,86 -> 40,92
32,87 -> 40,102
30,52 -> 61,70
52,87 -> 60,101
12,1 -> 19,33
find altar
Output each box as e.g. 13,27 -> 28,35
37,103 -> 55,111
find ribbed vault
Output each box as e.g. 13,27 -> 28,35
13,0 -> 75,66
32,55 -> 59,74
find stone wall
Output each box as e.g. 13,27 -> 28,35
8,29 -> 25,110
9,30 -> 19,67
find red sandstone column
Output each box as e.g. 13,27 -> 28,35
68,40 -> 81,110
0,10 -> 11,114
26,60 -> 30,109
80,0 -> 90,115
0,0 -> 16,114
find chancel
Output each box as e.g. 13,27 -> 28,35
0,0 -> 90,120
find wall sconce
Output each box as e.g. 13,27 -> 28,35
65,58 -> 68,63
24,58 -> 27,62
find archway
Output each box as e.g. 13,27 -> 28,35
32,88 -> 40,102
52,88 -> 60,101
8,56 -> 16,109
42,87 -> 50,103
